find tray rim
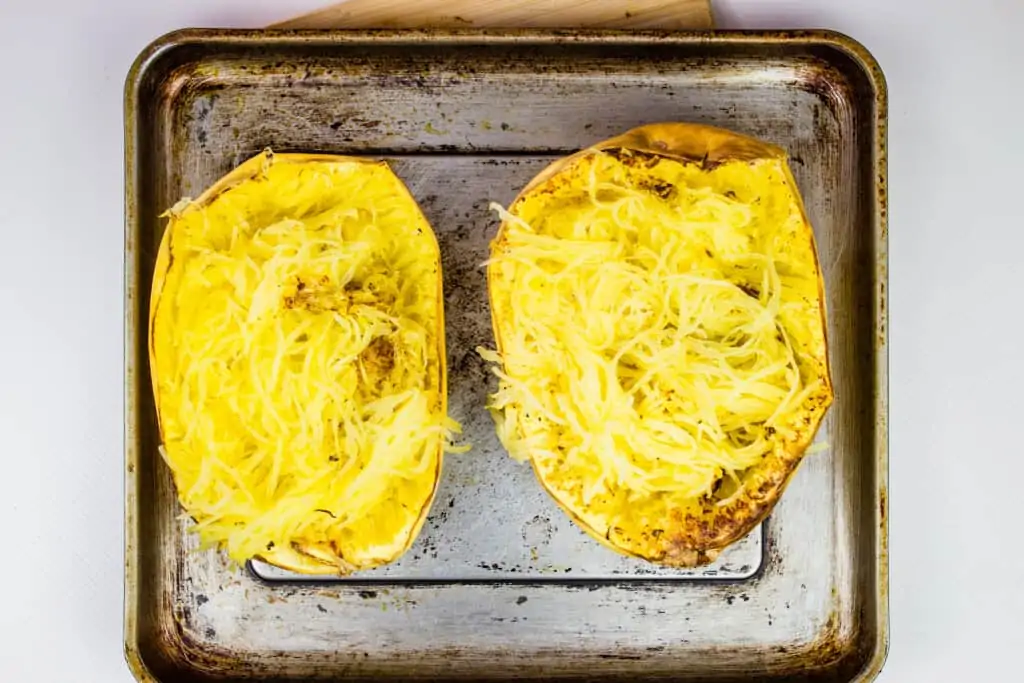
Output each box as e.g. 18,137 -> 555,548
123,27 -> 888,683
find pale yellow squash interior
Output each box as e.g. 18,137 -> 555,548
149,151 -> 453,574
483,124 -> 833,566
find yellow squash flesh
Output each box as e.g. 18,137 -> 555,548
483,123 -> 833,567
149,150 -> 451,575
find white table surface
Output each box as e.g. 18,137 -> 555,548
0,0 -> 1021,680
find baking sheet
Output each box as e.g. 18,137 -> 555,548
125,29 -> 888,682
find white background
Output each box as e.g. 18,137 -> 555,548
0,0 -> 1020,680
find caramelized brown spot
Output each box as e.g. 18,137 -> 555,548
738,283 -> 760,299
361,337 -> 396,376
639,179 -> 675,200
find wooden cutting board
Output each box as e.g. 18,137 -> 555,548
272,0 -> 714,30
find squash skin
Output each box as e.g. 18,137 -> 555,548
486,123 -> 834,567
149,150 -> 448,576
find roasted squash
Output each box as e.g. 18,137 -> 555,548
482,123 -> 833,566
149,150 -> 455,575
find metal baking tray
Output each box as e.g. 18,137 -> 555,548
124,28 -> 888,682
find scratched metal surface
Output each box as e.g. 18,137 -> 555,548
124,29 -> 888,682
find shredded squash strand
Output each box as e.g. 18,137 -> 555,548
483,150 -> 823,507
154,158 -> 457,564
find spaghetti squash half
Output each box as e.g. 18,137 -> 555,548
483,123 -> 833,566
149,150 -> 454,575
